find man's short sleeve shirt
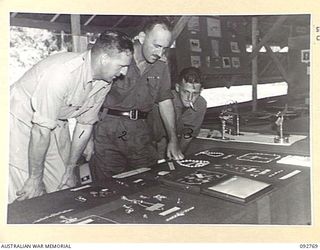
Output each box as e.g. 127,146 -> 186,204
103,57 -> 173,112
10,51 -> 111,130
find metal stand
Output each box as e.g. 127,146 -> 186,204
234,114 -> 240,136
274,113 -> 289,143
221,120 -> 226,139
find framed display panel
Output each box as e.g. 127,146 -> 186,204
202,175 -> 273,204
160,169 -> 273,204
175,16 -> 250,78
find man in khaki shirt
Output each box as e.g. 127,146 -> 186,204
90,19 -> 184,182
9,31 -> 133,203
150,67 -> 207,160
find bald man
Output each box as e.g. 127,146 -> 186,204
90,18 -> 184,183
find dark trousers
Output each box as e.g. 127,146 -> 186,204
90,114 -> 158,184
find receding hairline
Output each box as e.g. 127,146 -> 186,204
143,24 -> 172,43
144,22 -> 171,35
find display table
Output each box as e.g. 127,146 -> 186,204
8,138 -> 311,225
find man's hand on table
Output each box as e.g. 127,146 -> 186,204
16,177 -> 46,201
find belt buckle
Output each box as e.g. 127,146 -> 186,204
129,109 -> 138,120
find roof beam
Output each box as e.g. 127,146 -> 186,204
170,16 -> 191,45
84,15 -> 96,26
10,16 -> 129,34
50,14 -> 60,22
111,16 -> 126,28
11,17 -> 71,31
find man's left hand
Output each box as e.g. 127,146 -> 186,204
166,139 -> 184,160
57,166 -> 77,190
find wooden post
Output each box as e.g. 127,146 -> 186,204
69,14 -> 86,137
71,14 -> 87,52
252,17 -> 258,112
71,14 -> 81,52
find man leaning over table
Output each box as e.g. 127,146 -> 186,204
150,67 -> 207,161
9,30 -> 133,203
89,18 -> 184,183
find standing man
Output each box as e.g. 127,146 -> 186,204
90,18 -> 184,182
9,31 -> 133,203
150,67 -> 207,160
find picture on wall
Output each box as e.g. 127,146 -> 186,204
230,41 -> 240,53
222,57 -> 231,68
207,18 -> 221,37
188,16 -> 200,32
189,39 -> 202,52
231,57 -> 240,68
212,57 -> 221,68
191,55 -> 201,68
301,49 -> 310,63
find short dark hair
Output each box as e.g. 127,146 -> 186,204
91,30 -> 133,56
179,67 -> 202,86
142,17 -> 172,34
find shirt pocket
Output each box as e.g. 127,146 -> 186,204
63,90 -> 95,118
145,75 -> 160,101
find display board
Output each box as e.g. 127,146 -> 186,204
287,34 -> 310,104
175,16 -> 250,82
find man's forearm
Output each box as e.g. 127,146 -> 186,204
67,123 -> 93,167
28,124 -> 51,179
158,99 -> 178,141
158,99 -> 184,160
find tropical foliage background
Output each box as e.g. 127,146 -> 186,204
9,26 -> 72,84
